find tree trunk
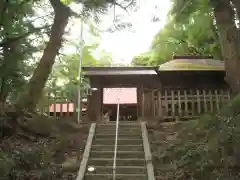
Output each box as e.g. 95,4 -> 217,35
15,0 -> 70,111
210,0 -> 240,95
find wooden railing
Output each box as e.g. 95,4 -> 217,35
142,88 -> 231,120
36,95 -> 88,118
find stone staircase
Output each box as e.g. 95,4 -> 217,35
84,121 -> 148,180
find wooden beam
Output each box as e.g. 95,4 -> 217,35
141,122 -> 156,180
76,123 -> 96,180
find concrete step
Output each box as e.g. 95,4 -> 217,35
90,150 -> 144,159
88,158 -> 145,166
97,125 -> 140,129
84,173 -> 147,180
95,129 -> 142,135
91,145 -> 143,151
93,138 -> 143,145
86,165 -> 146,174
98,122 -> 140,126
95,131 -> 142,136
95,133 -> 142,139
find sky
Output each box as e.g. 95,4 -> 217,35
98,0 -> 172,65
66,0 -> 172,65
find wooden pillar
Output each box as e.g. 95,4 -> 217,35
142,88 -> 145,118
87,87 -> 102,121
138,86 -> 143,118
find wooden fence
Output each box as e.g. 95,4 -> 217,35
36,95 -> 88,118
142,88 -> 231,120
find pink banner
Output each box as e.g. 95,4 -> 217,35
103,88 -> 137,104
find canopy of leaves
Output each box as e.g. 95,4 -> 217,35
149,95 -> 240,180
132,0 -> 222,66
44,44 -> 112,99
0,0 -> 47,103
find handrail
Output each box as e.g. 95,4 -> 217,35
113,98 -> 120,180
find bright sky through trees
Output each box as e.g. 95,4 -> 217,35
100,0 -> 171,65
68,0 -> 171,65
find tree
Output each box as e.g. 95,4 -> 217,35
0,0 -> 48,113
132,0 -> 222,66
14,0 -> 136,112
45,44 -> 112,98
170,0 -> 240,94
132,52 -> 151,66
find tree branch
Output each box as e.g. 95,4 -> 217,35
107,0 -> 135,13
0,25 -> 51,47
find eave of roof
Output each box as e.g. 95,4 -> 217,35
83,66 -> 158,76
158,59 -> 225,71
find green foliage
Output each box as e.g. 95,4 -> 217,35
45,43 -> 112,98
0,0 -> 45,103
0,152 -> 14,179
132,0 -> 222,66
150,95 -> 240,180
132,52 -> 152,66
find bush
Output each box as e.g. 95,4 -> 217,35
151,94 -> 240,180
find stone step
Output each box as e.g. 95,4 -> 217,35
98,122 -> 140,126
97,125 -> 140,129
90,150 -> 144,159
95,133 -> 142,139
95,131 -> 142,136
84,173 -> 147,180
88,158 -> 145,166
93,138 -> 143,145
91,145 -> 143,151
95,129 -> 142,135
86,165 -> 146,174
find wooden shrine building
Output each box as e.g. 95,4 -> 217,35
83,56 -> 230,122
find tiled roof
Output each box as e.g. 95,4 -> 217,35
158,59 -> 224,71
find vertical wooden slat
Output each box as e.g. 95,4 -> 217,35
184,90 -> 188,117
47,93 -> 50,116
152,90 -> 155,117
209,90 -> 214,113
54,96 -> 57,117
227,90 -> 231,101
142,90 -> 145,117
215,90 -> 220,111
177,89 -> 182,117
196,89 -> 201,114
190,90 -> 195,116
220,89 -> 224,107
158,90 -> 162,117
59,94 -> 63,118
203,89 -> 207,113
171,90 -> 175,119
165,90 -> 168,118
67,99 -> 70,117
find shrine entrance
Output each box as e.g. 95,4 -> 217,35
103,88 -> 138,121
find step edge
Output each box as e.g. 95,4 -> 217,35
85,173 -> 146,176
87,165 -> 146,169
88,158 -> 145,160
90,150 -> 143,153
